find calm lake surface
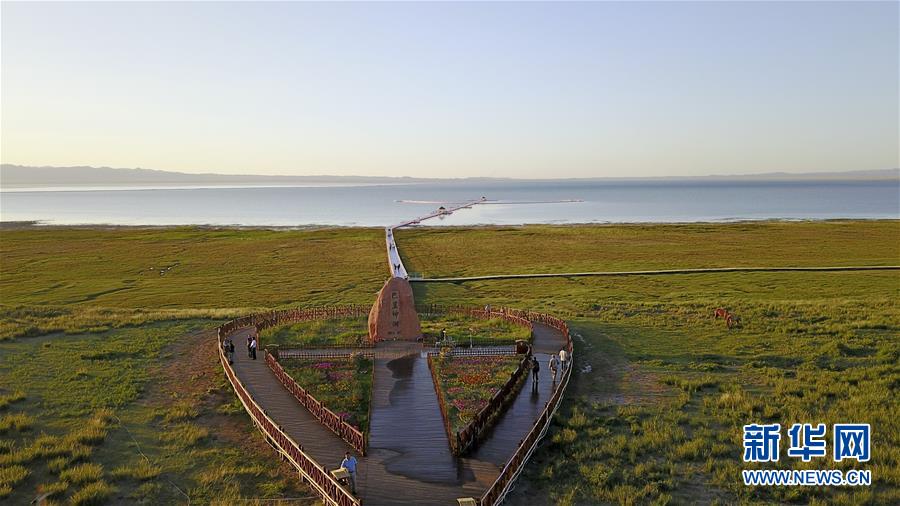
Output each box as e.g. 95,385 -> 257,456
1,180 -> 897,227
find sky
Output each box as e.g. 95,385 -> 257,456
1,1 -> 897,179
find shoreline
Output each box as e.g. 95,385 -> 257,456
2,217 -> 899,231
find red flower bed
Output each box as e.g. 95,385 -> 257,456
430,354 -> 521,435
280,355 -> 373,432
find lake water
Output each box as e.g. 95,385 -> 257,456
1,180 -> 897,227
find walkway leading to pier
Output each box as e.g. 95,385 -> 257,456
384,198 -> 487,279
226,322 -> 567,505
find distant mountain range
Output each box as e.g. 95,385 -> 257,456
1,164 -> 897,189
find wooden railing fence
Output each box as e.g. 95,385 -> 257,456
428,352 -> 530,456
249,305 -> 375,348
217,304 -> 575,506
478,314 -> 573,506
416,304 -> 535,334
278,349 -> 376,360
426,347 -> 517,357
216,319 -> 360,506
266,352 -> 373,454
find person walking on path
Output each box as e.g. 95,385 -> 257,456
559,348 -> 568,372
249,337 -> 258,360
549,354 -> 559,384
531,357 -> 540,391
246,334 -> 253,358
340,452 -> 358,494
227,339 -> 235,365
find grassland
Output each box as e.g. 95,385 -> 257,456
262,317 -> 371,348
400,223 -> 899,506
1,221 -> 898,504
0,226 -> 386,340
396,221 -> 899,277
419,314 -> 532,345
259,313 -> 531,348
0,226 -> 387,309
1,225 -> 387,503
0,322 -> 313,504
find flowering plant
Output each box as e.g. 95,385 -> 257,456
281,356 -> 373,433
431,354 -> 522,435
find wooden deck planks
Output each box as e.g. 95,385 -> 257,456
228,323 -> 567,505
470,324 -> 567,466
359,341 -> 490,505
230,328 -> 357,466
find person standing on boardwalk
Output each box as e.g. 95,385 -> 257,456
249,337 -> 257,360
549,354 -> 559,384
559,348 -> 568,372
340,452 -> 358,494
531,356 -> 540,390
227,339 -> 235,364
246,334 -> 253,357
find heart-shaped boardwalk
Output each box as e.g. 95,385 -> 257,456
224,320 -> 568,505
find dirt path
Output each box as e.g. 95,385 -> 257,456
143,327 -> 315,503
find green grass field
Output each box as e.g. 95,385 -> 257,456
259,313 -> 529,348
262,317 -> 371,348
396,221 -> 899,277
0,322 -> 311,504
1,221 -> 897,504
419,314 -> 532,345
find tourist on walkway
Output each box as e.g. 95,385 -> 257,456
531,357 -> 540,390
549,354 -> 559,383
227,339 -> 235,364
340,452 -> 358,494
559,348 -> 568,372
246,334 -> 253,357
249,337 -> 258,360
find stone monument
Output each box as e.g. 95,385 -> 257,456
368,276 -> 422,341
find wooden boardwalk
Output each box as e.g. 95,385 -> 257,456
470,324 -> 563,467
231,327 -> 354,466
229,324 -> 567,505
